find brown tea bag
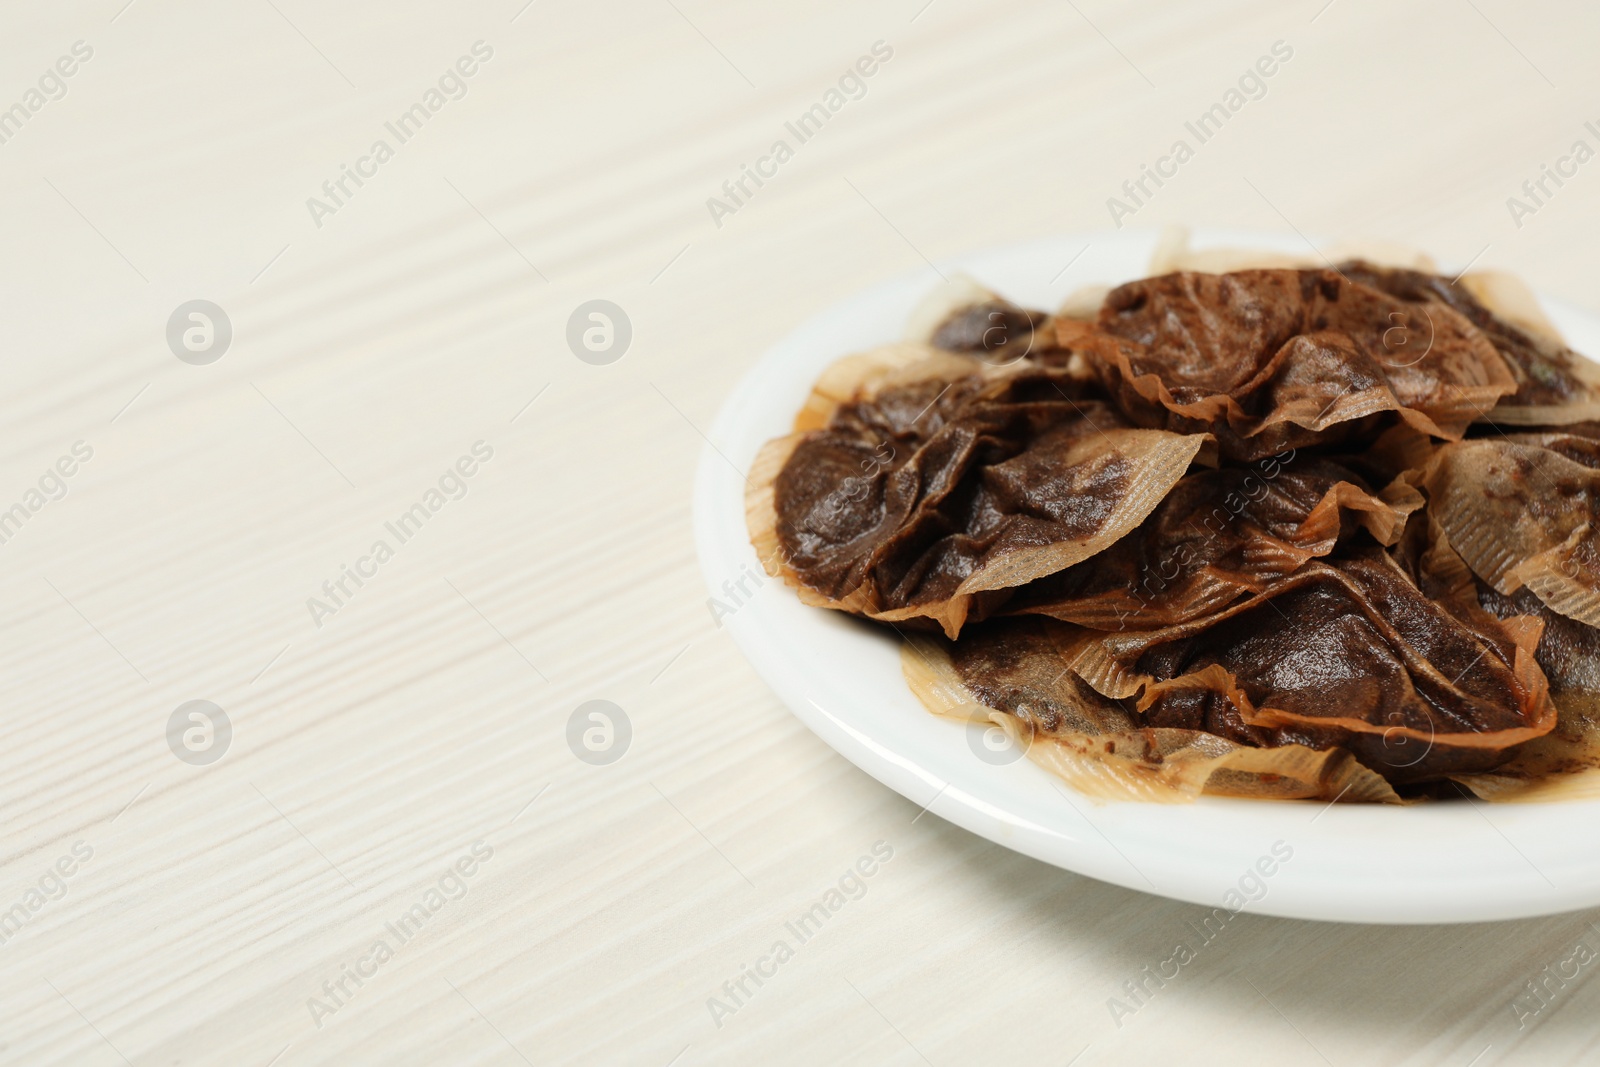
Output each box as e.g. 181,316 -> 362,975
1422,436 -> 1600,628
1388,517 -> 1600,800
749,357 -> 1210,637
1065,553 -> 1557,785
1005,455 -> 1422,630
1066,269 -> 1518,461
1340,261 -> 1600,425
791,343 -> 991,432
903,277 -> 1077,372
902,620 -> 1398,803
1452,584 -> 1600,800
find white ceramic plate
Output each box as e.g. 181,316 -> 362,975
693,228 -> 1600,924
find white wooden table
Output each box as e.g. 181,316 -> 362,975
2,1 -> 1598,1063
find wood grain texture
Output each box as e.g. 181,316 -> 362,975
1,0 -> 1599,1063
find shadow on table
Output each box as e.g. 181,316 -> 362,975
917,811 -> 1598,1065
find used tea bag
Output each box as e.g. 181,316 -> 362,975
1340,261 -> 1600,425
749,355 -> 1209,637
1066,553 -> 1556,784
1422,435 -> 1600,628
907,277 -> 1085,376
1005,454 -> 1421,630
902,619 -> 1399,802
1066,269 -> 1518,461
1455,584 -> 1600,800
1392,516 -> 1600,799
